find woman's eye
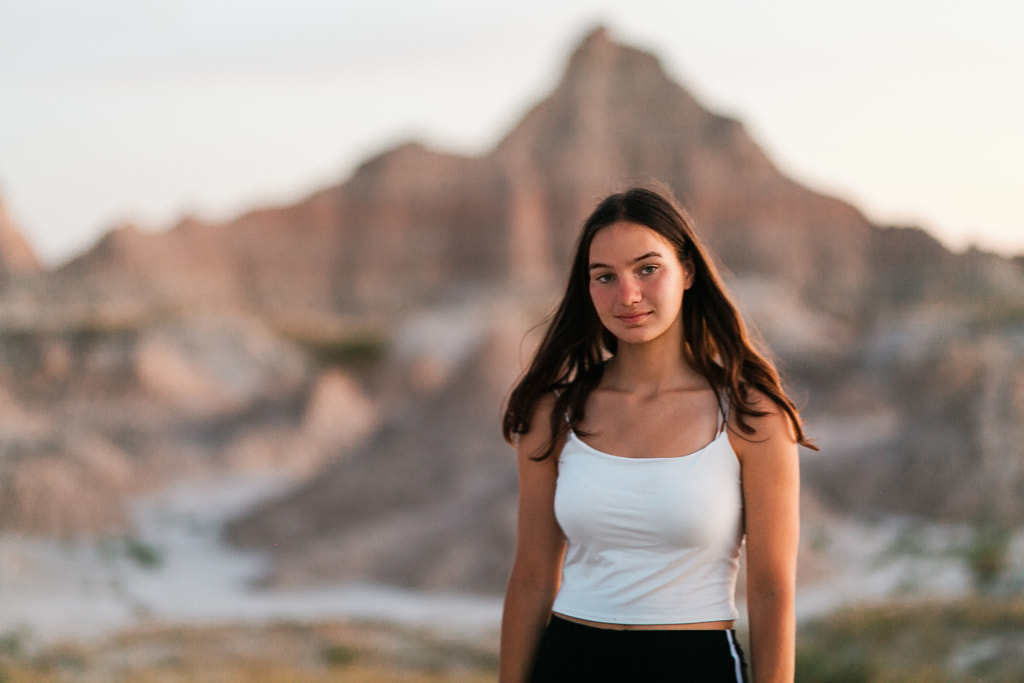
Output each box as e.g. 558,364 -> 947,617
594,273 -> 614,283
640,264 -> 658,275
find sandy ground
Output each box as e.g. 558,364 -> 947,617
2,472 -> 1022,650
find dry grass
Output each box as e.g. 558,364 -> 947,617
0,619 -> 497,683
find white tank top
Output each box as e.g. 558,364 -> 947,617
551,424 -> 744,625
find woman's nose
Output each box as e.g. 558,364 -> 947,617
618,278 -> 642,304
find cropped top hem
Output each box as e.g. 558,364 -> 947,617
550,605 -> 740,626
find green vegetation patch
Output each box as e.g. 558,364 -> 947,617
123,537 -> 163,570
274,321 -> 389,370
304,332 -> 388,368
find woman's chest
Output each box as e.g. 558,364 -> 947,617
553,434 -> 742,549
575,390 -> 721,460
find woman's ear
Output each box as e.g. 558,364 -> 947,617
682,258 -> 696,291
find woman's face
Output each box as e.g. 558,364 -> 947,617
587,221 -> 693,347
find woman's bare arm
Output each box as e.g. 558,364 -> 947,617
732,390 -> 801,683
499,396 -> 567,683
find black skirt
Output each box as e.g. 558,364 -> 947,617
530,615 -> 749,682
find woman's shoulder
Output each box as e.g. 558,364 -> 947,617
727,386 -> 798,457
515,391 -> 565,461
531,391 -> 561,424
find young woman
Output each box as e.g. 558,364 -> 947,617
499,186 -> 814,682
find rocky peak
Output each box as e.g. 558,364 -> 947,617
495,25 -> 710,166
561,24 -> 704,118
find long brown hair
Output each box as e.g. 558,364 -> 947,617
502,184 -> 816,460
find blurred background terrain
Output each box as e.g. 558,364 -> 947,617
1,19 -> 1023,683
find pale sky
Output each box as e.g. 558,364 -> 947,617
1,0 -> 1021,264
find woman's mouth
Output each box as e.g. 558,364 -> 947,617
616,311 -> 651,325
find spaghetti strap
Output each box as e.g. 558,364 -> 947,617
717,390 -> 730,434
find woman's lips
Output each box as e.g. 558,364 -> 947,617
615,311 -> 651,325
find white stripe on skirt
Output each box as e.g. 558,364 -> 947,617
725,630 -> 744,682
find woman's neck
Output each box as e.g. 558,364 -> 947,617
604,331 -> 701,398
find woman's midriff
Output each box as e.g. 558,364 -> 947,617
552,612 -> 734,631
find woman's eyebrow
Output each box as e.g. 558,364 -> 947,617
588,251 -> 663,270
